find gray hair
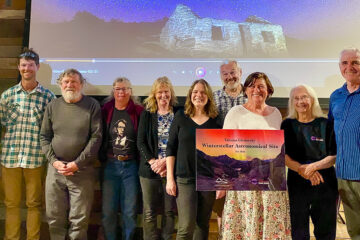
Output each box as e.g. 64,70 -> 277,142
287,84 -> 325,119
56,68 -> 86,85
220,60 -> 242,70
104,77 -> 139,103
339,48 -> 360,61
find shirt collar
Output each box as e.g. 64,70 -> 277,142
218,87 -> 244,99
339,83 -> 360,95
15,81 -> 45,94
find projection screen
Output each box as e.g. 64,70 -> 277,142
29,0 -> 360,97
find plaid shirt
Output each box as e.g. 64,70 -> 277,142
213,88 -> 246,125
0,82 -> 55,168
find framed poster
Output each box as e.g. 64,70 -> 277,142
196,129 -> 286,191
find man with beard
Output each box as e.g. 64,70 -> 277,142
212,60 -> 246,230
40,68 -> 102,239
0,48 -> 55,240
213,60 -> 246,124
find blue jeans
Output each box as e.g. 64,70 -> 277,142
102,159 -> 140,240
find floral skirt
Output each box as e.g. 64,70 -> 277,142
220,191 -> 291,240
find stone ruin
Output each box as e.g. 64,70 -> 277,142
160,4 -> 288,57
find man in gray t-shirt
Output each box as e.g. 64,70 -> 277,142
40,69 -> 102,240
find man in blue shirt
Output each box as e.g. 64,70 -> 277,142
328,48 -> 360,239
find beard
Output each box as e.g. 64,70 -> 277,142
62,89 -> 82,103
224,77 -> 240,91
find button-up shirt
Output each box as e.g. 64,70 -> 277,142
213,87 -> 246,125
328,83 -> 360,180
0,82 -> 55,168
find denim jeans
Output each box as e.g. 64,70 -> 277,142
102,159 -> 140,240
176,177 -> 215,240
140,177 -> 175,240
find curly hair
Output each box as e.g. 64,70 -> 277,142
143,76 -> 177,113
184,79 -> 218,118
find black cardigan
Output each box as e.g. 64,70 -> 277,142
137,107 -> 181,178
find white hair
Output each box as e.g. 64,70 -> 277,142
287,84 -> 325,119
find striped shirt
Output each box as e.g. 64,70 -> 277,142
328,83 -> 360,180
0,82 -> 55,168
213,88 -> 246,125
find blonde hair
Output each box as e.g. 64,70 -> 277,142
287,84 -> 325,119
143,76 -> 177,113
184,79 -> 218,118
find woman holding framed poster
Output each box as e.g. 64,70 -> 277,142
281,84 -> 337,240
218,72 -> 291,239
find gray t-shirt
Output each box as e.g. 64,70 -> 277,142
40,96 -> 102,169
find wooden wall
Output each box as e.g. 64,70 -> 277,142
0,0 -> 25,93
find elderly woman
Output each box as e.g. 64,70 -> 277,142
281,84 -> 337,240
137,77 -> 177,240
218,72 -> 291,239
166,79 -> 221,240
100,77 -> 144,240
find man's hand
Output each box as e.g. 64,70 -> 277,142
54,161 -> 79,176
53,160 -> 67,171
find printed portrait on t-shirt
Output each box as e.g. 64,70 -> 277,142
112,119 -> 129,151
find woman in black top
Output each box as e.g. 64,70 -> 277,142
281,84 -> 338,240
137,77 -> 177,240
166,79 -> 221,240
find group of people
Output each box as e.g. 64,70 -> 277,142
0,47 -> 360,240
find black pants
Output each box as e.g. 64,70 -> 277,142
175,177 -> 215,240
288,181 -> 338,240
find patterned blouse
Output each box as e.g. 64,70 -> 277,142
157,112 -> 174,158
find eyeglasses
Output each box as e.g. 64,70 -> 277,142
19,52 -> 38,59
294,95 -> 310,102
114,87 -> 131,92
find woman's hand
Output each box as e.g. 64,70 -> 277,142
304,163 -> 318,178
166,179 -> 177,196
216,190 -> 226,199
297,164 -> 310,179
309,171 -> 324,186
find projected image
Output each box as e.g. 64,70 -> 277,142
30,0 -> 360,58
29,0 -> 360,96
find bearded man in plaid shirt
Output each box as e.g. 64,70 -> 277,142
0,48 -> 55,240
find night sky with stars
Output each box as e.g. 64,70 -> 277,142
32,0 -> 360,39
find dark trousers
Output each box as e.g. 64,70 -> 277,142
288,181 -> 338,240
140,177 -> 176,240
176,177 -> 215,240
